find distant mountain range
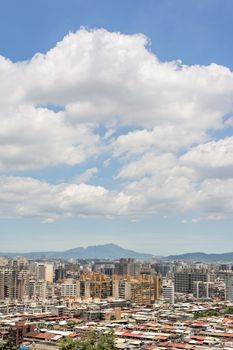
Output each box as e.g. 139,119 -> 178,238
0,244 -> 152,260
166,252 -> 233,262
1,244 -> 233,262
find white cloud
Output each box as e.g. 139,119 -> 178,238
0,173 -> 196,221
0,28 -> 232,222
25,29 -> 233,137
0,28 -> 232,172
0,29 -> 233,166
0,105 -> 100,171
196,178 -> 233,220
113,125 -> 207,158
0,176 -> 135,222
116,152 -> 195,181
74,167 -> 98,184
0,170 -> 233,222
180,137 -> 233,178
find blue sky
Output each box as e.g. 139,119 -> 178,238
0,0 -> 233,255
1,0 -> 233,67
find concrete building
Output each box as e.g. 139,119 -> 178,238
174,270 -> 210,293
112,279 -> 131,300
162,283 -> 175,304
36,263 -> 53,283
0,267 -> 29,302
193,281 -> 217,299
77,274 -> 112,299
114,259 -> 141,276
154,263 -> 171,277
60,279 -> 78,298
113,274 -> 161,305
225,273 -> 233,302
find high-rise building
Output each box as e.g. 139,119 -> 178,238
36,263 -> 53,283
114,259 -> 141,276
0,265 -> 29,302
113,274 -> 161,305
112,279 -> 131,300
60,279 -> 78,298
55,265 -> 66,282
154,263 -> 171,277
225,273 -> 233,302
193,281 -> 216,299
114,259 -> 128,275
162,283 -> 175,304
174,270 -> 210,293
77,274 -> 112,299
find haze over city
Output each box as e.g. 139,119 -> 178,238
0,0 -> 233,255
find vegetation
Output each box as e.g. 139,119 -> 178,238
223,307 -> 233,315
67,320 -> 77,328
0,340 -> 17,350
59,330 -> 117,350
194,307 -> 233,319
194,309 -> 219,319
59,336 -> 78,350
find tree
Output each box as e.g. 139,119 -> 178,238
59,336 -> 79,350
77,331 -> 96,350
95,331 -> 116,350
59,331 -> 116,350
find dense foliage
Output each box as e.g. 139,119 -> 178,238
194,307 -> 233,319
59,330 -> 116,350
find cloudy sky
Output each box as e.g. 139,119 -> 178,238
0,0 -> 233,255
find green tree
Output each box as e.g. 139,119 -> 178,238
59,336 -> 79,350
95,331 -> 116,350
224,307 -> 233,314
59,331 -> 116,350
77,331 -> 97,350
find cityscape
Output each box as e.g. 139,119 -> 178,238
0,251 -> 233,349
0,0 -> 233,349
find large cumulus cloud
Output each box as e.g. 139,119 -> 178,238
0,28 -> 233,222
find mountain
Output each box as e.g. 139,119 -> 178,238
166,252 -> 233,262
2,245 -> 233,262
0,244 -> 152,260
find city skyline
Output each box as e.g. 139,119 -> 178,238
0,0 -> 233,254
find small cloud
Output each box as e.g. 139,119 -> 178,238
131,218 -> 140,223
182,217 -> 202,224
74,168 -> 98,184
103,158 -> 111,167
103,128 -> 116,140
42,217 -> 56,224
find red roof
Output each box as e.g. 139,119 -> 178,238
223,333 -> 233,338
191,335 -> 205,340
25,332 -> 58,340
